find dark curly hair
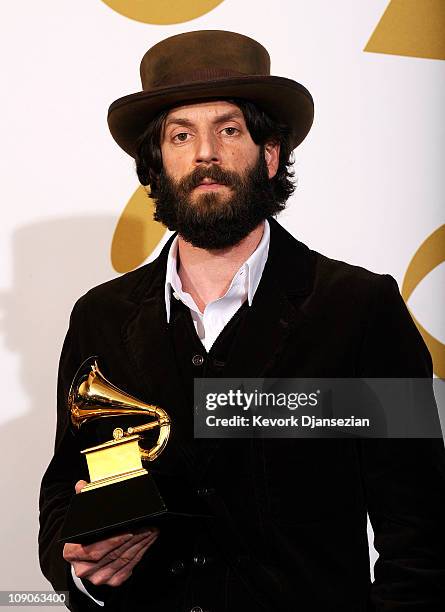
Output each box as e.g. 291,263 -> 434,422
135,97 -> 296,205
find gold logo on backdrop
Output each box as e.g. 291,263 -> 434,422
111,186 -> 167,274
364,1 -> 445,374
100,0 -> 225,25
402,226 -> 445,378
364,0 -> 445,60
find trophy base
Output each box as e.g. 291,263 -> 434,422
59,471 -> 205,544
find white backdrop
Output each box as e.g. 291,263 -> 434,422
1,1 -> 444,608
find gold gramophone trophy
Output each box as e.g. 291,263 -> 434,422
59,357 -> 175,544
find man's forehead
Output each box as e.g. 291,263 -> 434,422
165,100 -> 244,123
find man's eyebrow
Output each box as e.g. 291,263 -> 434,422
164,111 -> 244,130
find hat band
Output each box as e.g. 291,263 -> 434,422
150,67 -> 254,89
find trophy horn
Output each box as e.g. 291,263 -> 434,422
68,357 -> 170,462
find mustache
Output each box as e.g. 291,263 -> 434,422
177,165 -> 243,192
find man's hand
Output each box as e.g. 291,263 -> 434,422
63,480 -> 159,587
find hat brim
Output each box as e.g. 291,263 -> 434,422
107,75 -> 314,158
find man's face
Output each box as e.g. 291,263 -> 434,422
154,100 -> 280,250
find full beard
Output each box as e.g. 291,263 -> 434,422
151,151 -> 284,249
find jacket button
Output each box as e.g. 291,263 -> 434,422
169,559 -> 185,575
192,354 -> 204,366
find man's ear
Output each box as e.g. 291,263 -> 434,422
264,141 -> 280,179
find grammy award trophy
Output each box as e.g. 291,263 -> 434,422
59,357 -> 181,544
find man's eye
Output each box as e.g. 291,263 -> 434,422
173,132 -> 189,142
222,127 -> 239,136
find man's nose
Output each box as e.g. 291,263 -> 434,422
193,132 -> 220,165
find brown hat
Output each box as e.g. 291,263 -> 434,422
107,30 -> 314,158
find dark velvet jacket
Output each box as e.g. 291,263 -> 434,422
39,216 -> 445,611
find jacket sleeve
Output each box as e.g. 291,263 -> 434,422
357,274 -> 445,610
38,298 -> 115,611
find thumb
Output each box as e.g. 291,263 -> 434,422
75,479 -> 88,494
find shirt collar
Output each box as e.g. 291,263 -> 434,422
164,218 -> 270,322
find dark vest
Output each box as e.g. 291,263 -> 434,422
134,292 -> 269,612
168,287 -> 250,392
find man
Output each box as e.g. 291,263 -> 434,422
39,30 -> 445,611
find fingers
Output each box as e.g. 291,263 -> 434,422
79,531 -> 159,586
69,530 -> 155,574
105,537 -> 155,587
64,533 -> 134,564
65,527 -> 160,587
74,480 -> 88,494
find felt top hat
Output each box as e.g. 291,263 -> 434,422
108,30 -> 314,157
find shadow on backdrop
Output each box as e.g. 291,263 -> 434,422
0,214 -> 153,592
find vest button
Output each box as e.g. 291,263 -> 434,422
196,487 -> 216,497
192,554 -> 209,566
192,354 -> 204,366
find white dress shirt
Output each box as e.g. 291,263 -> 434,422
72,219 -> 271,604
71,565 -> 104,606
165,219 -> 270,351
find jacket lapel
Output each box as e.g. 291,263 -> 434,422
222,216 -> 315,378
121,232 -> 179,404
120,234 -> 198,474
